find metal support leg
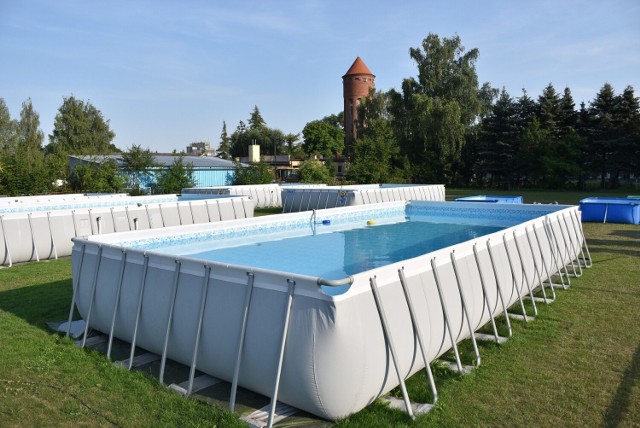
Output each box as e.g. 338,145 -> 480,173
128,254 -> 150,370
571,209 -> 592,268
524,226 -> 552,303
66,244 -> 86,336
472,244 -> 504,343
230,272 -> 256,412
544,217 -> 570,289
430,258 -> 465,373
397,268 -> 438,405
532,224 -> 561,295
266,279 -> 296,428
159,259 -> 181,384
46,212 -> 58,260
81,246 -> 103,347
556,215 -> 579,278
187,265 -> 211,395
107,251 -> 128,360
370,276 -> 415,419
501,235 -> 532,321
510,232 -> 538,316
485,240 -> 513,337
561,213 -> 583,277
1,215 -> 13,267
450,252 -> 481,367
27,213 -> 40,262
530,225 -> 557,301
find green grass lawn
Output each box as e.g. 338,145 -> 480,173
1,191 -> 638,427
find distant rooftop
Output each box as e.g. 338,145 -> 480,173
343,56 -> 374,77
70,154 -> 239,169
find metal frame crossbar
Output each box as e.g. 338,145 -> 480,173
526,225 -> 556,302
66,244 -> 86,336
544,217 -> 571,288
531,223 -> 564,292
510,232 -> 540,314
186,265 -> 212,396
81,246 -> 103,348
46,212 -> 58,260
27,213 -> 40,262
570,210 -> 592,268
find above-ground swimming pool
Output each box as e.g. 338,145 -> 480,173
579,197 -> 640,224
281,184 -> 445,212
0,196 -> 254,267
68,200 -> 588,422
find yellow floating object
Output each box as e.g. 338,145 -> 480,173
367,219 -> 376,226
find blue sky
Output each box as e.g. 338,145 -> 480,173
1,0 -> 639,153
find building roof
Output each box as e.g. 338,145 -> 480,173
343,56 -> 374,78
71,154 -> 239,169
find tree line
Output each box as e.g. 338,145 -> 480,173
346,34 -> 639,189
0,96 -> 194,196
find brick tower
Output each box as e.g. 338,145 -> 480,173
342,56 -> 375,153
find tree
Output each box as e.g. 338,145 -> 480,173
301,119 -> 344,157
121,144 -> 156,193
348,119 -> 401,183
0,99 -> 50,195
537,83 -> 561,139
47,96 -> 117,155
216,121 -> 232,160
298,160 -> 334,184
155,156 -> 195,194
613,85 -> 640,185
232,161 -> 273,184
248,105 -> 266,131
588,83 -> 618,188
71,158 -> 127,193
391,33 -> 482,184
0,98 -> 15,152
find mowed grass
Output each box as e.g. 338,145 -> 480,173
1,191 -> 638,427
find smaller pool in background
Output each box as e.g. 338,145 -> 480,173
454,195 -> 523,203
579,197 -> 640,224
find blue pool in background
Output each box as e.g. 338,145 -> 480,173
454,195 -> 523,204
579,197 -> 640,224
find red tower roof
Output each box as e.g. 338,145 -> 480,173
343,56 -> 374,78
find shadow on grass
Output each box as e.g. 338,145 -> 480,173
602,343 -> 640,428
584,239 -> 640,258
0,278 -> 72,332
610,228 -> 640,240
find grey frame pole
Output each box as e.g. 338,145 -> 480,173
561,213 -> 582,277
485,240 -> 513,337
510,231 -> 539,317
544,217 -> 570,288
555,215 -> 578,277
107,250 -> 128,360
230,272 -> 256,412
449,251 -> 481,367
571,209 -> 592,268
397,267 -> 438,405
81,246 -> 103,347
524,226 -> 551,303
159,259 -> 181,384
27,213 -> 40,262
1,215 -> 12,267
266,279 -> 296,428
46,212 -> 58,260
430,258 -> 464,373
471,243 -> 501,343
187,265 -> 212,395
530,224 -> 557,301
128,254 -> 150,370
501,235 -> 531,321
370,276 -> 415,419
66,243 -> 86,336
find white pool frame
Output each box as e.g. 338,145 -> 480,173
67,201 -> 591,424
0,196 -> 254,267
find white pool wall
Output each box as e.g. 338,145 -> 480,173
181,184 -> 329,208
70,201 -> 585,420
0,197 -> 254,267
281,183 -> 446,212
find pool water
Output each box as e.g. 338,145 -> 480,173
153,217 -> 503,280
